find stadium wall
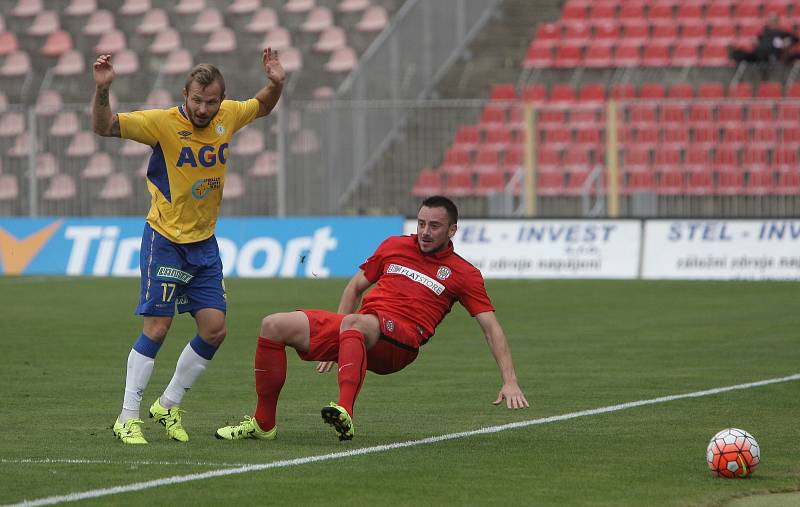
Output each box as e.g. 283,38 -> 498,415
0,217 -> 798,280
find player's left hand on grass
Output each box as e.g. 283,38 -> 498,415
493,382 -> 529,409
316,361 -> 335,373
263,47 -> 286,85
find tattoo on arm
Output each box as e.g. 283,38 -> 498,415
109,115 -> 121,137
97,88 -> 110,107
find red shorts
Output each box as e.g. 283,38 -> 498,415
297,309 -> 420,375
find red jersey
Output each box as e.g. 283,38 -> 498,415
358,234 -> 494,346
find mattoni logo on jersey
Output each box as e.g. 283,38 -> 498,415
436,266 -> 451,280
386,263 -> 445,295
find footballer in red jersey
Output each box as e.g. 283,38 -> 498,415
216,196 -> 529,443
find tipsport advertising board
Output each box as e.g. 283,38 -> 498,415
0,217 -> 403,278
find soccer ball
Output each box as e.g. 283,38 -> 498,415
706,428 -> 760,478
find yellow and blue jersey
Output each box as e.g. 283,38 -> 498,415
118,99 -> 260,243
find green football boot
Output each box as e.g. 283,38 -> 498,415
149,398 -> 189,442
321,402 -> 354,441
113,418 -> 148,445
215,415 -> 277,440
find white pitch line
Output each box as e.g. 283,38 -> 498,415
6,372 -> 800,507
0,459 -> 251,467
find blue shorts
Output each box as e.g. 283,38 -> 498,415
135,223 -> 226,317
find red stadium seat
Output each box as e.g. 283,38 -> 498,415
684,145 -> 711,173
728,82 -> 753,98
746,171 -> 774,195
624,171 -> 655,194
150,29 -> 181,55
662,125 -> 688,147
756,82 -> 782,98
700,42 -> 731,66
535,22 -> 561,43
594,21 -> 621,45
443,172 -> 473,197
524,44 -> 553,68
119,0 -> 150,16
590,4 -> 617,21
314,26 -> 347,53
653,146 -> 681,171
785,82 -> 800,99
564,170 -> 592,196
553,44 -> 583,68
245,8 -> 279,33
692,125 -> 719,146
619,3 -> 645,20
751,126 -> 777,146
584,45 -> 613,67
686,172 -> 714,195
741,146 -> 770,172
301,6 -> 333,33
623,147 -> 652,173
99,173 -> 133,201
642,42 -> 671,66
489,84 -> 516,101
50,111 -> 79,137
28,10 -> 59,36
82,152 -> 114,179
1,50 -> 31,76
324,46 -> 356,72
748,103 -> 774,124
639,82 -> 666,98
203,28 -> 237,55
472,147 -> 501,174
521,84 -> 546,102
676,3 -> 703,21
43,174 -> 76,201
11,0 -> 43,18
706,2 -> 732,19
610,83 -> 636,99
550,84 -> 577,102
356,6 -> 388,32
718,103 -> 743,125
174,0 -> 206,15
714,146 -> 740,171
578,83 -> 606,102
562,3 -> 587,20
537,147 -> 562,172
0,174 -> 19,201
484,127 -> 513,149
667,83 -> 695,99
777,103 -> 800,125
613,41 -> 641,67
502,146 -> 524,173
775,171 -> 800,195
0,32 -> 18,56
34,89 -> 61,115
774,148 -> 798,171
661,103 -> 686,123
40,30 -> 73,57
137,9 -> 170,35
412,169 -> 442,197
680,22 -> 707,43
688,103 -> 715,125
563,22 -> 591,43
656,170 -> 684,195
697,82 -> 724,98
716,172 -> 745,195
480,105 -> 506,126
629,103 -> 657,125
84,9 -> 114,35
652,24 -> 678,40
474,172 -> 506,196
647,1 -> 675,24
563,147 -> 593,172
671,42 -> 700,66
621,21 -> 648,43
192,9 -> 224,34
721,126 -> 747,147
94,29 -> 127,54
537,172 -> 564,196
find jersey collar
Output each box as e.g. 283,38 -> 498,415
178,104 -> 189,121
412,234 -> 454,259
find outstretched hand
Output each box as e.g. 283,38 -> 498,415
316,361 -> 335,373
93,54 -> 114,88
263,47 -> 286,85
493,382 -> 530,409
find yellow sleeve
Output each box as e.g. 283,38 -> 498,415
225,99 -> 261,133
118,109 -> 163,146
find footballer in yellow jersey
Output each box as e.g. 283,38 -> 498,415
91,49 -> 286,444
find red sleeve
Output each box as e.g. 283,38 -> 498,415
359,237 -> 394,283
458,268 -> 495,316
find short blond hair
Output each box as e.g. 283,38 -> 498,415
184,64 -> 226,97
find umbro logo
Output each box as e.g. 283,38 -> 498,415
177,130 -> 192,139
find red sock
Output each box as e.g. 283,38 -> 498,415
337,329 -> 367,418
254,337 -> 286,431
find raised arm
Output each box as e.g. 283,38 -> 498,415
475,311 -> 529,409
91,54 -> 121,137
254,47 -> 286,119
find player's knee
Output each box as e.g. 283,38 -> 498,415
143,323 -> 170,342
340,314 -> 370,336
260,314 -> 285,342
205,326 -> 226,346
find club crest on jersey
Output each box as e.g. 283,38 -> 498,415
384,319 -> 395,333
216,124 -> 225,135
436,266 -> 452,280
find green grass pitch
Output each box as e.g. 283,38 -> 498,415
1,277 -> 798,506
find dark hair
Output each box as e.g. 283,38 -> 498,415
420,195 -> 458,225
184,64 -> 226,97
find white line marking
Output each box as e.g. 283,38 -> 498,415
0,459 -> 251,467
6,373 -> 800,507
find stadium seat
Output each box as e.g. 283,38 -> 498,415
692,125 -> 719,147
145,88 -> 174,108
521,84 -> 546,102
594,22 -> 621,45
338,0 -> 370,13
162,49 -> 193,74
0,174 -> 19,201
751,127 -> 776,146
11,0 -> 43,18
624,171 -> 654,194
671,43 -> 700,66
716,172 -> 745,195
502,146 -> 524,173
775,171 -> 800,194
174,0 -> 205,15
746,171 -> 774,195
249,151 -> 278,177
245,8 -> 279,33
656,170 -> 684,195
684,145 -> 711,173
741,146 -> 770,172
39,30 -> 73,57
550,84 -> 577,102
661,103 -> 686,123
33,152 -> 58,177
623,147 -> 651,173
83,10 -> 114,35
67,131 -> 98,158
563,22 -> 591,44
99,172 -> 133,200
728,82 -> 753,98
94,29 -> 127,54
718,103 -> 743,125
563,147 -> 592,172
278,46 -> 303,72
0,111 -> 25,138
785,82 -> 800,99
119,0 -> 149,16
484,127 -> 513,149
412,168 -> 442,197
261,27 -> 292,51
590,4 -> 616,21
232,127 -> 264,156
706,2 -> 732,19
534,22 -> 561,44
453,125 -> 480,150
324,46 -> 357,72
686,172 -> 714,195
191,9 -> 224,34
553,44 -> 583,68
112,49 -> 139,76
688,102 -> 715,125
480,104 -> 506,126
284,0 -> 315,14
697,82 -> 724,98
357,6 -> 388,32
537,172 -> 565,196
0,50 -> 31,76
537,147 -> 562,172
489,84 -> 516,101
314,26 -> 347,52
0,32 -> 19,56
662,125 -> 688,147
629,103 -> 657,125
150,29 -> 181,55
443,172 -> 473,197
27,10 -> 59,36
562,2 -> 587,20
639,83 -> 666,99
642,42 -> 671,66
34,89 -> 62,115
203,28 -> 237,55
583,44 -> 613,68
714,145 -> 740,171
700,42 -> 730,66
440,146 -> 471,173
222,171 -> 244,200
777,103 -> 800,125
721,126 -> 747,147
647,1 -> 675,24
121,138 -> 149,156
524,43 -> 553,68
610,83 -> 636,99
756,82 -> 782,98
43,173 -> 76,201
137,9 -> 170,35
301,6 -> 333,33
473,171 -> 506,196
748,103 -> 774,125
49,112 -> 79,138
82,152 -> 113,179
